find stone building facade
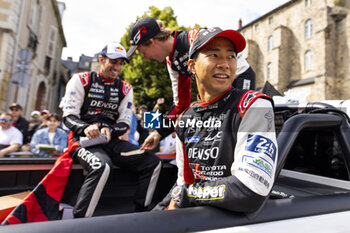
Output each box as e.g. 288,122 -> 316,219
0,0 -> 67,117
239,0 -> 350,102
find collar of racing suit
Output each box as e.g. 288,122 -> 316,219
192,86 -> 232,112
167,30 -> 178,60
98,69 -> 118,83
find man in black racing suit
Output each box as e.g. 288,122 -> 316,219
154,28 -> 278,212
62,43 -> 161,218
127,17 -> 256,150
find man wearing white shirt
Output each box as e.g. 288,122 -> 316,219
0,112 -> 23,157
160,131 -> 176,154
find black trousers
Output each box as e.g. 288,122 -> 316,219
72,139 -> 161,218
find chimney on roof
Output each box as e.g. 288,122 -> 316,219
238,18 -> 242,29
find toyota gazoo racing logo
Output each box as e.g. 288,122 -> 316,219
132,26 -> 147,45
187,184 -> 226,200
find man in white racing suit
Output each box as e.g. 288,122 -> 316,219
62,43 -> 161,218
154,28 -> 278,212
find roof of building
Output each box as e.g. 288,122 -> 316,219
239,0 -> 298,31
78,55 -> 94,70
61,59 -> 78,74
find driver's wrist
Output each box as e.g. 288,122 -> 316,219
152,131 -> 161,139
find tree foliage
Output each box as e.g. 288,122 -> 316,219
119,6 -> 200,112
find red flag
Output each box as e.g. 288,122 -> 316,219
2,132 -> 80,225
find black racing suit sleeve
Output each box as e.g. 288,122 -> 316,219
63,117 -> 129,138
151,183 -> 175,211
156,119 -> 175,139
107,122 -> 129,138
232,66 -> 256,90
63,114 -> 90,136
156,104 -> 177,139
178,177 -> 265,213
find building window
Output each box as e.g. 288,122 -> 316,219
255,24 -> 259,31
269,16 -> 273,24
44,56 -> 52,73
305,0 -> 311,7
267,63 -> 272,80
305,50 -> 313,71
305,19 -> 313,39
27,29 -> 38,52
47,26 -> 57,58
268,36 -> 273,52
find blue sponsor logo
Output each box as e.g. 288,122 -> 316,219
245,134 -> 276,161
143,111 -> 161,129
185,136 -> 200,144
88,93 -> 104,99
127,102 -> 132,109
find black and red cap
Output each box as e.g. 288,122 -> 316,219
188,27 -> 246,59
127,17 -> 161,58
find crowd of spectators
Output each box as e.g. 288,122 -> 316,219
0,103 -> 69,158
30,113 -> 68,157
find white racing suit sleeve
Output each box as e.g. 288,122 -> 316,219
62,74 -> 90,136
116,88 -> 133,125
235,53 -> 250,76
177,98 -> 278,213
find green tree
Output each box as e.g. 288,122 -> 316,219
119,6 -> 200,113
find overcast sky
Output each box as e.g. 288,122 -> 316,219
59,0 -> 290,61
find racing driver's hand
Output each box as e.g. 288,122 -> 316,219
101,127 -> 111,143
141,131 -> 161,151
84,124 -> 100,139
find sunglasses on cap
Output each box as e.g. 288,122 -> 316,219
0,119 -> 11,122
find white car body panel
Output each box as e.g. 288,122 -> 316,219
200,211 -> 350,233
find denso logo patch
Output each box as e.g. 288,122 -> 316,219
188,147 -> 219,160
77,148 -> 102,170
90,100 -> 118,110
245,134 -> 276,161
187,184 -> 225,200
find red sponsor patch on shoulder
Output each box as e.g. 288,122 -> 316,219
238,91 -> 270,118
122,80 -> 132,96
78,72 -> 90,87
